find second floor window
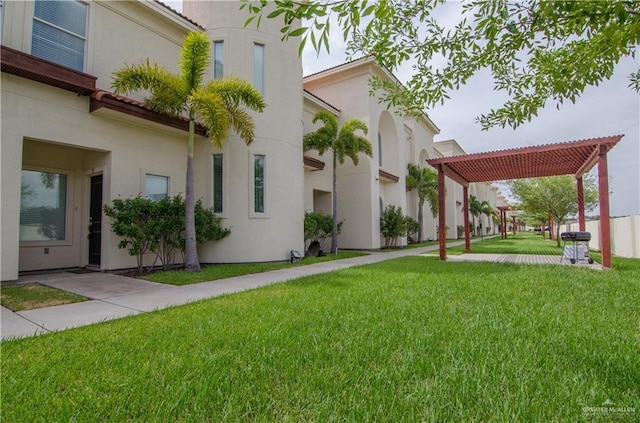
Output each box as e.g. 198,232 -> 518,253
253,43 -> 264,96
213,41 -> 224,79
32,0 -> 88,72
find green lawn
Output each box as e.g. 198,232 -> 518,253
144,251 -> 367,285
0,283 -> 87,311
449,231 -> 567,255
3,256 -> 638,421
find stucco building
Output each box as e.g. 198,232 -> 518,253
1,0 -> 505,281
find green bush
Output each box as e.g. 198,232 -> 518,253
104,196 -> 230,273
380,205 -> 406,248
304,212 -> 343,247
405,216 -> 420,241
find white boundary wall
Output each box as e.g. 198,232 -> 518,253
565,215 -> 640,259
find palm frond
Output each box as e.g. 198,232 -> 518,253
190,90 -> 230,148
112,59 -> 185,114
225,104 -> 256,145
303,111 -> 339,155
180,32 -> 211,92
336,118 -> 372,165
205,77 -> 266,112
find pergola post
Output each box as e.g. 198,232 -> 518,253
598,144 -> 612,268
437,165 -> 447,261
463,186 -> 470,253
577,176 -> 586,231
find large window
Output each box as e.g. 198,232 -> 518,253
212,154 -> 223,213
145,174 -> 169,201
213,41 -> 224,79
20,170 -> 68,241
32,0 -> 88,72
253,154 -> 265,213
253,43 -> 264,95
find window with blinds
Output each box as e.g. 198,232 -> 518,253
213,41 -> 224,79
31,0 -> 87,72
20,170 -> 68,241
145,174 -> 169,201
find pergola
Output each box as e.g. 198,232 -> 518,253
426,135 -> 623,268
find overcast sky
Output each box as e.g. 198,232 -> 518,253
171,1 -> 639,217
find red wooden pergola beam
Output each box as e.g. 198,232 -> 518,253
574,145 -> 601,177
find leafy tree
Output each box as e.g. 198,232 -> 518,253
380,205 -> 406,248
112,32 -> 265,272
406,163 -> 438,242
508,175 -> 598,246
304,211 -> 343,248
243,0 -> 640,129
303,111 -> 372,253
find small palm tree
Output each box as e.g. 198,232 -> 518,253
304,111 -> 372,253
479,200 -> 494,240
112,32 -> 265,272
406,163 -> 438,242
469,195 -> 481,236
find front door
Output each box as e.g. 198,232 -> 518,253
88,174 -> 103,266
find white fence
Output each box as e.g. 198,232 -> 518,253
564,215 -> 640,259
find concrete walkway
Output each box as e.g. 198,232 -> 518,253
1,238 -> 598,340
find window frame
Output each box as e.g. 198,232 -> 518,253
19,166 -> 73,246
31,0 -> 89,72
252,42 -> 265,96
212,153 -> 224,215
144,173 -> 170,202
249,152 -> 268,218
213,40 -> 224,79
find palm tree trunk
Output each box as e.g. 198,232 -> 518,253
184,119 -> 201,272
330,152 -> 338,254
417,198 -> 424,243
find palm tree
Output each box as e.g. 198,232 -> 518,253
469,195 -> 481,236
112,32 -> 265,272
303,111 -> 372,253
406,163 -> 438,242
479,201 -> 494,240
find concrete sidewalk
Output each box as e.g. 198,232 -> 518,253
8,236 -> 589,341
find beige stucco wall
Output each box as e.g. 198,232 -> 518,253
183,0 -> 305,262
566,216 -> 640,258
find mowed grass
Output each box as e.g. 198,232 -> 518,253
2,256 -> 639,421
144,251 -> 367,285
449,231 -> 568,255
0,283 -> 86,311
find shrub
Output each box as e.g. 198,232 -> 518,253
457,225 -> 465,238
380,205 -> 406,248
405,216 -> 420,241
304,212 -> 343,247
104,196 -> 230,273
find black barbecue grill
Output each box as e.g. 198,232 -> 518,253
560,231 -> 594,264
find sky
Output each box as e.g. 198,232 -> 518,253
171,1 -> 639,217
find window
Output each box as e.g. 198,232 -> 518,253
253,43 -> 264,95
253,154 -> 265,213
378,130 -> 383,167
20,170 -> 68,241
213,41 -> 224,79
212,154 -> 223,213
32,0 -> 88,72
145,174 -> 169,201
